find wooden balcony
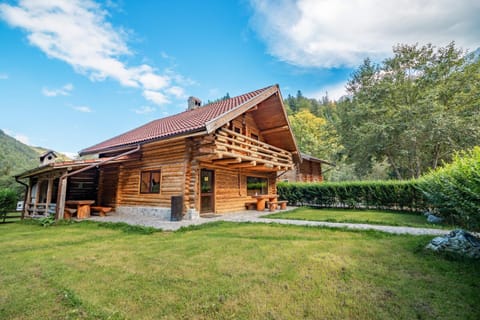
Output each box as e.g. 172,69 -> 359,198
197,127 -> 294,171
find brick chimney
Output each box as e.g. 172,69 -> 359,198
187,96 -> 202,111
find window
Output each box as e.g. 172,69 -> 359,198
246,176 -> 268,195
234,126 -> 241,134
140,170 -> 161,193
251,133 -> 259,141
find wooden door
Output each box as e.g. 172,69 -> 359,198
200,169 -> 215,213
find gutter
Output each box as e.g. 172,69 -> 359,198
56,144 -> 141,220
14,176 -> 29,220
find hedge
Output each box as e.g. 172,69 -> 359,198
278,147 -> 479,231
277,180 -> 427,212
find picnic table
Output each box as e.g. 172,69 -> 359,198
65,200 -> 95,219
250,194 -> 278,211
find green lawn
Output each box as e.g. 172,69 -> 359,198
1,221 -> 479,319
266,207 -> 455,229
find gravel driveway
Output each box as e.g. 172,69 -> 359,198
88,207 -> 450,236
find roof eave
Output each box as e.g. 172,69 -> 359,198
79,127 -> 208,156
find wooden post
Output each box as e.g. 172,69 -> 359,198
56,177 -> 67,220
23,178 -> 32,217
45,177 -> 53,216
33,182 -> 40,215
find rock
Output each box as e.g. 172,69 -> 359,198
423,211 -> 432,217
427,214 -> 443,224
426,229 -> 480,259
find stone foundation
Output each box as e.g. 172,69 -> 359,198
116,206 -> 199,221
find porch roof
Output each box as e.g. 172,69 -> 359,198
300,153 -> 336,167
15,159 -> 104,179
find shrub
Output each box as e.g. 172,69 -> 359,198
419,147 -> 480,230
0,188 -> 17,214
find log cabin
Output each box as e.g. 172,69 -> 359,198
279,153 -> 335,183
15,84 -> 326,220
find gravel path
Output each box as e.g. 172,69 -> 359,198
88,207 -> 450,236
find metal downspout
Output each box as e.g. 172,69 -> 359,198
14,176 -> 29,220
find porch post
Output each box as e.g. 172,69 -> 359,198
24,178 -> 32,217
45,177 -> 53,216
56,176 -> 68,220
33,181 -> 40,215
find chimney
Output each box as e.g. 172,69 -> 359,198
187,96 -> 202,111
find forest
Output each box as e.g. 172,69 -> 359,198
286,43 -> 480,181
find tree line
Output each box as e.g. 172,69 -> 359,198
285,42 -> 480,181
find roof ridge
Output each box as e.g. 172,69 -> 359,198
80,84 -> 277,155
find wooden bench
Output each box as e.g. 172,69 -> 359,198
90,206 -> 113,217
245,202 -> 257,210
267,200 -> 288,211
63,208 -> 77,219
277,200 -> 288,210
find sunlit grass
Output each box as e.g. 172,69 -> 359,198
1,221 -> 478,319
266,207 -> 455,229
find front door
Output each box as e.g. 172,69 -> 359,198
200,169 -> 215,214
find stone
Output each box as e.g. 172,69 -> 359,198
426,229 -> 480,259
427,214 -> 444,224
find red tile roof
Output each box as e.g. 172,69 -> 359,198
80,85 -> 276,155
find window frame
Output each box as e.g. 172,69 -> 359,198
246,176 -> 269,195
139,170 -> 161,194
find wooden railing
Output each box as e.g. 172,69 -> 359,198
208,127 -> 294,171
26,202 -> 56,216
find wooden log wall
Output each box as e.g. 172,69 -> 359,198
116,139 -> 186,207
66,169 -> 98,201
298,159 -> 323,182
97,164 -> 119,207
200,162 -> 276,214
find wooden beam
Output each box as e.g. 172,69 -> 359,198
212,157 -> 242,165
229,161 -> 256,168
261,125 -> 289,135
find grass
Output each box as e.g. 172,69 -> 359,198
266,207 -> 456,229
1,221 -> 479,319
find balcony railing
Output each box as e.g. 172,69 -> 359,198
198,127 -> 294,171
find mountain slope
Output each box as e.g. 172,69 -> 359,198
0,129 -> 70,198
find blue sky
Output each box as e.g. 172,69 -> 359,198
1,0 -> 479,157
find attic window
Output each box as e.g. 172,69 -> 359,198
140,170 -> 161,194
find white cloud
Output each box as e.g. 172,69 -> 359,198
0,0 -> 189,105
308,81 -> 347,101
3,128 -> 30,144
72,106 -> 92,113
166,86 -> 186,99
142,90 -> 170,105
134,106 -> 156,114
42,83 -> 73,97
61,151 -> 78,159
0,73 -> 8,79
250,0 -> 480,68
